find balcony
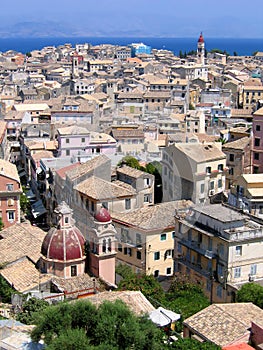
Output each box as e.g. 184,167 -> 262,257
177,256 -> 211,278
180,238 -> 217,259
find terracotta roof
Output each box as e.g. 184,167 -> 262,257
66,154 -> 110,181
57,125 -> 90,136
52,274 -> 100,294
112,200 -> 192,231
75,175 -> 135,200
222,137 -> 250,151
84,291 -> 155,315
173,143 -> 226,163
0,257 -> 51,293
183,303 -> 263,347
32,150 -> 54,162
117,165 -> 148,179
0,159 -> 20,183
222,343 -> 254,350
0,222 -> 47,265
56,162 -> 81,180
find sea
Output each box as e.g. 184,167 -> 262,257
0,37 -> 262,56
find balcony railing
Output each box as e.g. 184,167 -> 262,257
179,238 -> 217,259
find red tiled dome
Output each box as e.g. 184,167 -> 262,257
94,207 -> 111,222
198,33 -> 204,43
41,227 -> 85,261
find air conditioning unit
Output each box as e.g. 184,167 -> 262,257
209,190 -> 215,196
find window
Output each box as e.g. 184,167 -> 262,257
254,166 -> 259,174
229,154 -> 234,162
234,267 -> 241,278
65,217 -> 69,224
254,153 -> 259,160
250,264 -> 257,276
206,166 -> 211,174
255,138 -> 260,147
125,198 -> 131,210
81,138 -> 85,143
160,233 -> 167,241
235,245 -> 242,256
102,202 -> 108,209
200,183 -> 205,193
136,233 -> 142,244
218,179 -> 222,188
256,125 -> 261,131
210,181 -> 214,190
6,184 -> 13,191
7,211 -> 15,222
136,250 -> 141,260
206,279 -> 211,292
218,164 -> 223,172
66,138 -> 70,144
229,167 -> 234,175
144,178 -> 150,187
177,243 -> 182,253
216,285 -> 223,298
71,265 -> 77,277
166,267 -> 172,275
154,251 -> 160,260
165,249 -> 173,259
144,194 -> 152,203
66,150 -> 70,156
118,243 -> 122,252
172,231 -> 176,239
154,270 -> 159,278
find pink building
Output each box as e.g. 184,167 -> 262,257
0,159 -> 22,228
57,125 -> 117,159
252,107 -> 263,173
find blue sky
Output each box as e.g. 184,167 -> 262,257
2,0 -> 263,38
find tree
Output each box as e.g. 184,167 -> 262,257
236,282 -> 263,308
45,329 -> 91,350
116,266 -> 165,306
118,156 -> 142,170
20,188 -> 30,214
16,297 -> 49,325
31,299 -> 165,349
170,338 -> 220,349
0,217 -> 3,231
0,275 -> 14,303
165,275 -> 210,322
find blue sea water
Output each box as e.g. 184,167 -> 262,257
0,37 -> 262,56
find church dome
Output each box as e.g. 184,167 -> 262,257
94,207 -> 111,222
198,33 -> 204,43
41,226 -> 85,261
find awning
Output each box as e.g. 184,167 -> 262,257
26,189 -> 36,200
31,199 -> 47,218
149,307 -> 180,327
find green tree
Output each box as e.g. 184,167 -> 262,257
0,275 -> 14,303
0,217 -> 3,231
118,156 -> 143,170
46,329 -> 91,350
236,282 -> 263,308
20,189 -> 30,214
165,276 -> 210,322
16,297 -> 49,325
170,338 -> 220,349
31,299 -> 165,349
117,266 -> 165,306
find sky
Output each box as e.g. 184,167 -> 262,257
1,0 -> 263,38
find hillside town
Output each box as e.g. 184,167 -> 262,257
0,34 -> 263,349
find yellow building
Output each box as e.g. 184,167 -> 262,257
112,200 -> 192,277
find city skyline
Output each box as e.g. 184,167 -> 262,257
1,0 -> 263,38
